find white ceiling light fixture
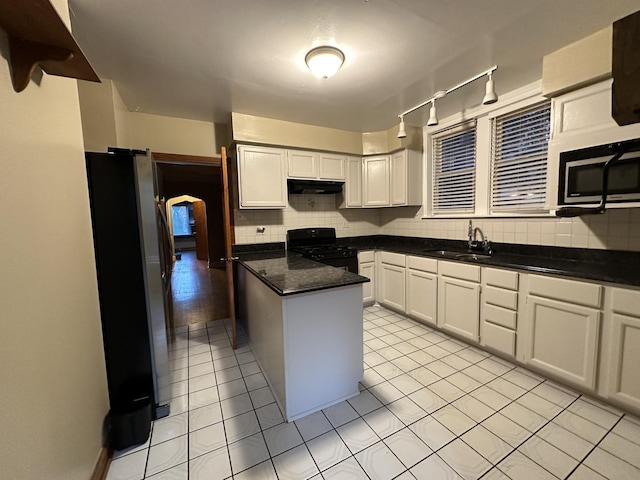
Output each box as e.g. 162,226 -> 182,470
305,46 -> 345,79
397,66 -> 498,130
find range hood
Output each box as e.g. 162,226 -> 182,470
287,179 -> 344,194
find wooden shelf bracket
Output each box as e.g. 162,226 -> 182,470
0,0 -> 100,93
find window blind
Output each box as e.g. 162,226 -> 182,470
432,126 -> 476,213
490,101 -> 551,211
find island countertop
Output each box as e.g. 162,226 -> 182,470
236,251 -> 370,296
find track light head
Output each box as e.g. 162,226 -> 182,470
397,116 -> 407,138
427,101 -> 438,126
482,73 -> 498,105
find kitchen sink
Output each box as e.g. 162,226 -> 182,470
455,253 -> 492,261
422,250 -> 464,259
423,250 -> 492,261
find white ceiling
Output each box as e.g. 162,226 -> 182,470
69,0 -> 639,132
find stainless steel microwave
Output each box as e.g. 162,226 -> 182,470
558,141 -> 640,205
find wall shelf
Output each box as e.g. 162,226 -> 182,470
0,0 -> 100,92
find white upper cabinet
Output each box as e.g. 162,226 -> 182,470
287,150 -> 318,178
363,150 -> 422,208
391,149 -> 422,206
287,150 -> 345,180
319,153 -> 346,180
363,155 -> 390,206
342,156 -> 363,207
237,145 -> 287,209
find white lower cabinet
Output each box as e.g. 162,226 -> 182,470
481,268 -> 519,357
358,251 -> 375,306
522,274 -> 602,390
437,261 -> 480,343
602,288 -> 640,411
406,256 -> 438,327
378,252 -> 406,313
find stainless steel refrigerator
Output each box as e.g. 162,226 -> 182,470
85,148 -> 171,449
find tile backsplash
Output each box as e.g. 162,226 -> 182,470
379,207 -> 640,252
233,194 -> 380,244
234,195 -> 640,252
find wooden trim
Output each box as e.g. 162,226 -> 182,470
221,146 -> 238,349
153,152 -> 221,166
90,447 -> 113,480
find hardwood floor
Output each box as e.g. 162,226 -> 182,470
169,251 -> 229,327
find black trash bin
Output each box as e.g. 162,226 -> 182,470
106,396 -> 152,451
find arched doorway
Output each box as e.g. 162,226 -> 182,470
166,195 -> 209,262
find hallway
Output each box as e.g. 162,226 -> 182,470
170,251 -> 230,327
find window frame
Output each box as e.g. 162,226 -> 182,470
423,81 -> 555,218
489,100 -> 552,214
430,121 -> 477,216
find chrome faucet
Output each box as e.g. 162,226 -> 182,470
467,220 -> 493,254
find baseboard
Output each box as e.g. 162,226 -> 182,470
90,447 -> 113,480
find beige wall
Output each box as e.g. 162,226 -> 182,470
78,81 -> 226,156
542,26 -> 612,97
112,83 -> 132,148
362,124 -> 422,155
231,112 -> 364,155
77,79 -> 119,152
127,112 -> 220,156
0,1 -> 109,478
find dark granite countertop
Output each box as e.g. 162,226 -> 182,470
234,248 -> 370,296
337,235 -> 640,287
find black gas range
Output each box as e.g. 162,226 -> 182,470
287,228 -> 358,273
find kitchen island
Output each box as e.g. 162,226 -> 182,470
236,251 -> 369,421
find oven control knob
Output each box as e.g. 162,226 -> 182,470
314,254 -> 324,261
342,251 -> 349,257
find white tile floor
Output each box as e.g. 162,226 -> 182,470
107,305 -> 640,480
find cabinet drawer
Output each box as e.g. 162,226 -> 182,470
528,274 -> 602,308
483,286 -> 518,311
440,261 -> 480,282
407,256 -> 438,274
481,321 -> 516,357
379,251 -> 406,267
484,268 -> 518,290
611,288 -> 640,317
358,250 -> 375,263
482,303 -> 517,329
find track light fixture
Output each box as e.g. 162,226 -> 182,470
397,66 -> 498,134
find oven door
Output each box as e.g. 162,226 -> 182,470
561,152 -> 640,204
